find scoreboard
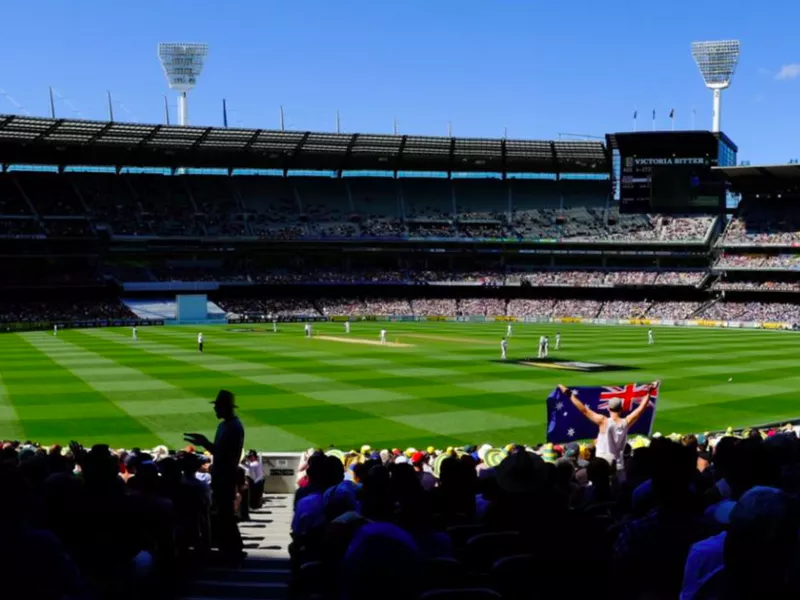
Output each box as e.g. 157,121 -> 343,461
607,131 -> 735,214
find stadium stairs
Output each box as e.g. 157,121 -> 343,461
180,494 -> 292,600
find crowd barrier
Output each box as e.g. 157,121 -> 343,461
260,452 -> 304,493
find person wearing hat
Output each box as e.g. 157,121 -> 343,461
184,389 -> 245,563
411,451 -> 435,491
560,383 -> 655,470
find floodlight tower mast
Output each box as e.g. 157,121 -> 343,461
691,40 -> 740,133
158,42 -> 208,126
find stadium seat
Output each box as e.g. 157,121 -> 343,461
462,531 -> 527,572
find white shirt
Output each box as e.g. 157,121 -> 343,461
198,333 -> 203,343
596,417 -> 628,469
247,458 -> 264,483
501,340 -> 508,350
381,330 -> 386,337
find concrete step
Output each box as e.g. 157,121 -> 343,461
185,580 -> 289,600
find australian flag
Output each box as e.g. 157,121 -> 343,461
546,382 -> 659,443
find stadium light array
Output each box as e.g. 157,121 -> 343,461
158,42 -> 209,126
691,40 -> 740,133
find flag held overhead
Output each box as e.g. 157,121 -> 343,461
546,382 -> 659,444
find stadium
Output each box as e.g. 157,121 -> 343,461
3,29 -> 800,600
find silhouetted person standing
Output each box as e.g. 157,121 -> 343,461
185,390 -> 245,563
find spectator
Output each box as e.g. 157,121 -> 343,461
184,390 -> 246,564
563,383 -> 654,469
244,449 -> 265,510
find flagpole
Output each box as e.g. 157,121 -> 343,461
652,110 -> 656,132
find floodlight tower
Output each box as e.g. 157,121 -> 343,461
691,40 -> 740,133
158,42 -> 208,126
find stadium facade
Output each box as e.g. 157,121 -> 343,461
0,115 -> 798,330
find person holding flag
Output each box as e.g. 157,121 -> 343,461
555,381 -> 657,469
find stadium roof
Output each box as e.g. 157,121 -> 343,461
0,115 -> 609,174
606,130 -> 738,154
714,164 -> 800,192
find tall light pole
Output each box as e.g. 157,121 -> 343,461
158,42 -> 208,126
691,40 -> 740,133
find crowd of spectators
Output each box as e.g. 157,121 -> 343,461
290,425 -> 800,600
0,217 -> 46,238
211,297 -> 800,324
1,172 -> 722,243
720,204 -> 800,246
597,301 -> 650,319
646,301 -> 703,319
5,296 -> 800,325
457,298 -> 507,317
227,269 -> 704,288
411,299 -> 459,316
716,254 -> 800,270
0,433 -> 267,600
0,300 -> 135,324
552,299 -> 603,318
712,280 -> 800,292
218,298 -> 318,318
696,301 -> 800,323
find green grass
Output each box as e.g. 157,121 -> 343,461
1,322 -> 799,451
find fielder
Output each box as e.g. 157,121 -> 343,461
304,323 -> 312,338
506,323 -> 513,337
555,331 -> 561,350
538,335 -> 546,359
198,332 -> 204,353
345,321 -> 351,334
500,337 -> 508,360
380,329 -> 387,344
132,326 -> 138,341
648,328 -> 654,345
272,317 -> 278,333
543,335 -> 549,357
53,324 -> 58,336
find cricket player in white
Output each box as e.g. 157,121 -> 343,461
272,317 -> 278,333
380,329 -> 387,344
304,323 -> 311,338
648,329 -> 654,345
555,331 -> 561,350
197,332 -> 204,353
53,324 -> 58,336
538,335 -> 546,359
543,335 -> 549,357
500,337 -> 508,360
132,326 -> 137,341
506,324 -> 513,337
345,321 -> 351,334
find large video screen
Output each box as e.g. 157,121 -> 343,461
613,132 -> 724,214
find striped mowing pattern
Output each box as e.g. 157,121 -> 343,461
1,322 -> 799,450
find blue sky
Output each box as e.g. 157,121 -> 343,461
1,1 -> 798,163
